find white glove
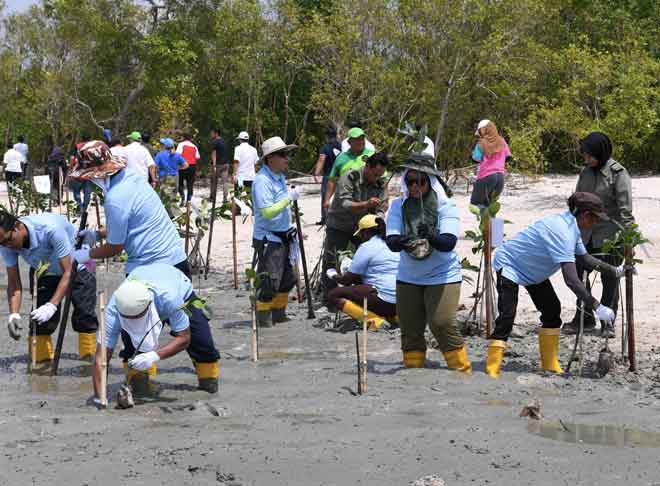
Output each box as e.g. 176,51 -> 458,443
77,229 -> 98,247
31,302 -> 58,323
73,247 -> 91,264
594,304 -> 615,324
288,187 -> 300,201
339,257 -> 352,274
7,313 -> 22,340
615,264 -> 637,278
326,268 -> 338,279
128,351 -> 161,371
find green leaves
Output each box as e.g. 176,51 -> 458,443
601,224 -> 651,264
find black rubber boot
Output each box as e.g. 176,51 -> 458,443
272,308 -> 290,323
257,310 -> 273,328
198,378 -> 219,394
562,311 -> 596,335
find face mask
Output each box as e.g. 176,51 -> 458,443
119,302 -> 162,353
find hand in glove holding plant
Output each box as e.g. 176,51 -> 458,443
31,302 -> 58,324
128,351 -> 160,371
7,313 -> 22,340
595,304 -> 615,324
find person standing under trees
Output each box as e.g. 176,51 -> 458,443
13,135 -> 28,160
313,128 -> 342,225
470,119 -> 511,207
251,137 -> 299,328
563,132 -> 635,338
326,215 -> 399,331
386,154 -> 472,373
123,131 -> 158,188
68,135 -> 93,214
3,143 -> 25,184
176,133 -> 200,205
155,138 -> 188,194
232,131 -> 258,191
211,128 -> 229,203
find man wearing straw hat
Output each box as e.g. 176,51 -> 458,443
251,136 -> 299,328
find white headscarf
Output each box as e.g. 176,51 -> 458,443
400,168 -> 448,202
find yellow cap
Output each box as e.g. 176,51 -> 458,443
354,214 -> 379,236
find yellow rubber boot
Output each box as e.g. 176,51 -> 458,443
271,293 -> 290,323
195,361 -> 220,393
341,300 -> 385,331
34,335 -> 54,363
78,332 -> 97,361
539,327 -> 563,373
403,350 -> 426,368
123,361 -> 157,395
443,346 -> 473,374
485,340 -> 506,379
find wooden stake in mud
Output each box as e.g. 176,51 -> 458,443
185,201 -> 192,256
98,291 -> 108,408
231,198 -> 238,290
360,296 -> 368,394
30,273 -> 37,371
355,332 -> 361,395
625,245 -> 636,371
483,216 -> 494,337
250,287 -> 258,363
65,183 -> 70,222
292,196 -> 315,319
204,162 -> 219,279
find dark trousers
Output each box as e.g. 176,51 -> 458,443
118,292 -> 220,363
69,180 -> 92,211
30,270 -> 99,336
328,284 -> 396,318
491,272 -> 562,341
253,238 -> 297,302
5,171 -> 21,184
322,227 -> 360,300
178,165 -> 196,202
576,244 -> 622,320
470,172 -> 505,207
320,176 -> 329,222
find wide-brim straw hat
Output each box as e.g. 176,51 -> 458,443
259,136 -> 298,163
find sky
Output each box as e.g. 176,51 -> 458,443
5,0 -> 38,12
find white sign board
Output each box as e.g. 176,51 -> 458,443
33,175 -> 51,195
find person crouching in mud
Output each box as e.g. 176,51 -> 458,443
92,263 -> 220,406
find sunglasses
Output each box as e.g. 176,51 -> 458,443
404,175 -> 429,187
272,150 -> 291,158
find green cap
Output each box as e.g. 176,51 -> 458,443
127,131 -> 142,142
347,127 -> 365,139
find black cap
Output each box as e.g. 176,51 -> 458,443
568,192 -> 610,220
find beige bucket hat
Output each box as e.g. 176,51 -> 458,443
259,136 -> 297,163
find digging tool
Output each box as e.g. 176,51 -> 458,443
355,332 -> 361,395
292,195 -> 315,319
51,211 -> 88,375
98,291 -> 108,408
185,201 -> 192,255
566,273 -> 596,375
624,245 -> 636,371
231,198 -> 238,290
360,296 -> 368,394
204,162 -> 219,279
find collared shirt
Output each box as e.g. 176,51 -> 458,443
102,263 -> 193,349
348,235 -> 399,304
123,142 -> 155,180
176,140 -> 200,166
575,158 -> 634,248
233,142 -> 259,181
105,170 -> 186,272
13,142 -> 28,158
155,150 -> 186,178
3,148 -> 25,173
326,166 -> 388,234
329,148 -> 375,179
493,210 -> 587,286
386,197 -> 462,286
252,164 -> 292,243
1,213 -> 74,275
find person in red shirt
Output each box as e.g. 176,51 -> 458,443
176,133 -> 200,205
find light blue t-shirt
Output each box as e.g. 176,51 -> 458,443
493,210 -> 587,286
252,164 -> 293,243
105,169 -> 186,272
155,150 -> 186,178
386,197 -> 463,286
102,263 -> 193,349
1,213 -> 74,275
348,235 -> 399,304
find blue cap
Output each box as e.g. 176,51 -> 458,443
159,137 -> 174,149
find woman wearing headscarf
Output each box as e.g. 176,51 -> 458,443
563,132 -> 635,338
470,119 -> 511,207
326,214 -> 399,331
385,154 -> 471,372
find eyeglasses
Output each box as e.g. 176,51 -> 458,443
0,228 -> 14,246
272,151 -> 291,159
404,176 -> 429,187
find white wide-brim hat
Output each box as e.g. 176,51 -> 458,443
237,131 -> 249,141
259,136 -> 298,163
115,280 -> 153,317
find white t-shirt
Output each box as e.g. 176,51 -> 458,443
233,142 -> 258,181
110,145 -> 127,158
122,142 -> 155,179
13,143 -> 28,159
341,138 -> 375,153
3,148 -> 25,173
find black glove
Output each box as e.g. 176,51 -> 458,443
386,235 -> 413,253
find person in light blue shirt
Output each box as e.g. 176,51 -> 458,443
251,136 -> 299,328
385,154 -> 471,373
67,140 -> 189,277
485,192 -> 623,379
92,263 -> 220,401
327,215 -> 398,331
155,137 -> 188,183
0,211 -> 98,363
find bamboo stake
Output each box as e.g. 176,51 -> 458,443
619,282 -> 627,358
65,185 -> 70,222
250,283 -> 258,363
98,291 -> 108,408
360,296 -> 368,394
294,261 -> 304,304
355,332 -> 361,395
204,162 -> 218,279
625,245 -> 636,371
58,166 -> 64,206
30,276 -> 37,371
231,198 -> 238,290
483,216 -> 494,337
185,201 -> 192,255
